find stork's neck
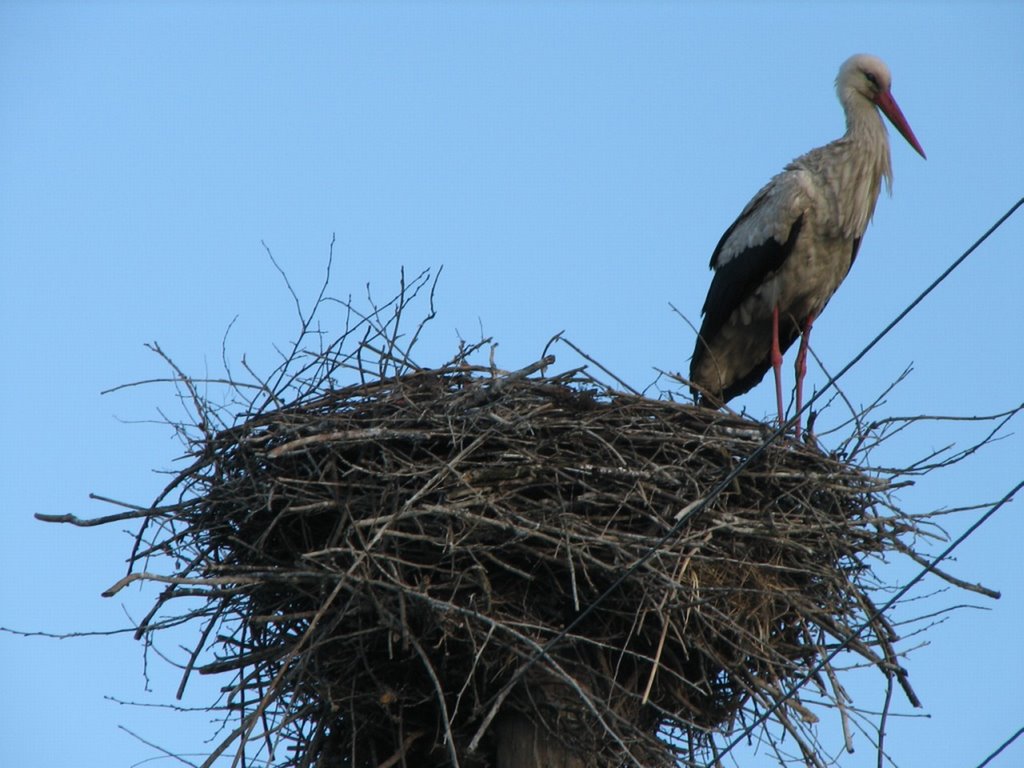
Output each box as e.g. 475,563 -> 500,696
799,92 -> 894,240
842,93 -> 894,196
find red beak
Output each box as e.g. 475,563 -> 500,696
875,89 -> 926,159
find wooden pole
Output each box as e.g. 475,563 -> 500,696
494,712 -> 585,768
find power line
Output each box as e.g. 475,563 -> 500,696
975,725 -> 1024,768
477,195 -> 1024,748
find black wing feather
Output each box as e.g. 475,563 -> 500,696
849,236 -> 862,272
697,212 -> 804,349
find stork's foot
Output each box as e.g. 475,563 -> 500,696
802,409 -> 819,445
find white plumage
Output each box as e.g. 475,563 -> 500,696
689,54 -> 925,436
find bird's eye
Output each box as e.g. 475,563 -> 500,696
864,72 -> 879,87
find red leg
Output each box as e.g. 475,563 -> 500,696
793,312 -> 816,439
771,306 -> 785,431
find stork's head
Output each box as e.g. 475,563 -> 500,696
837,54 -> 926,159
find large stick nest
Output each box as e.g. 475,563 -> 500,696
112,357 -> 926,768
55,269 -> 1000,768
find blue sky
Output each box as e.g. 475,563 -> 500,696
2,2 -> 1022,766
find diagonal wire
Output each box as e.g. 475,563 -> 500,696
708,477 -> 1023,766
974,725 -> 1024,768
479,195 -> 1024,735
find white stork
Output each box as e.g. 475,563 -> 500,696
689,53 -> 925,437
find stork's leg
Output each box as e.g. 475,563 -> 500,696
793,312 -> 816,439
771,305 -> 785,431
